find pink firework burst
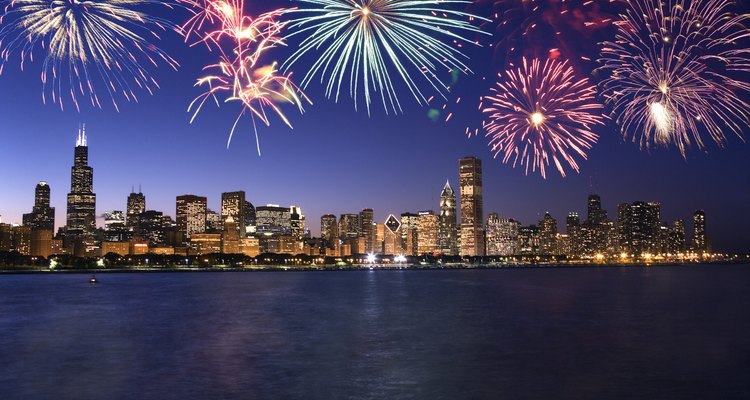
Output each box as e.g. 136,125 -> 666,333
483,57 -> 605,178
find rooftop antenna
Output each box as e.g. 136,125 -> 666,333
139,184 -> 142,194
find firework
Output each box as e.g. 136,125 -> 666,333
282,0 -> 487,114
598,0 -> 750,154
483,57 -> 605,178
0,0 -> 179,111
469,0 -> 619,68
185,2 -> 310,153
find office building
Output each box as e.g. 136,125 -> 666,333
66,126 -> 97,237
459,157 -> 484,256
438,180 -> 458,255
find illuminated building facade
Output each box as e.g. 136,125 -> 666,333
417,210 -> 438,255
23,182 -> 55,231
459,157 -> 484,256
320,214 -> 338,249
290,206 -> 306,240
338,214 -> 360,239
221,191 -> 246,237
176,195 -> 207,241
126,190 -> 146,228
255,205 -> 291,235
400,213 -> 419,256
66,126 -> 97,237
438,181 -> 458,255
222,215 -> 241,254
539,213 -> 558,255
359,209 -> 375,253
693,210 -> 707,253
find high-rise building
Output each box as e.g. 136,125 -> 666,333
221,191 -> 246,228
616,201 -> 661,255
671,219 -> 687,253
22,182 -> 55,231
539,213 -> 558,255
137,210 -> 173,246
518,225 -> 540,255
485,213 -> 502,256
400,212 -> 419,256
66,126 -> 97,237
459,157 -> 484,256
320,214 -> 338,249
244,201 -> 256,235
693,210 -> 707,253
222,215 -> 241,254
206,209 -> 222,232
126,190 -> 146,228
290,206 -> 306,240
255,205 -> 291,235
438,180 -> 458,255
359,209 -> 375,253
176,195 -> 207,242
102,210 -> 127,242
587,194 -> 606,225
339,213 -> 360,239
383,214 -> 402,255
417,210 -> 439,255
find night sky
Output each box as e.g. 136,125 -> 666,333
0,0 -> 748,252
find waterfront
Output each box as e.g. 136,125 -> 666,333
1,265 -> 749,399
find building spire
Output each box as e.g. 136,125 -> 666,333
76,123 -> 87,147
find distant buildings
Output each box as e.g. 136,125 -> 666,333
2,143 -> 720,261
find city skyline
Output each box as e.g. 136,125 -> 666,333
0,132 -> 724,256
0,2 -> 748,253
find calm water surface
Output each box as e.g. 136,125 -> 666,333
1,265 -> 749,399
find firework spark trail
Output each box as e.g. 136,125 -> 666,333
282,0 -> 488,114
483,57 -> 605,179
183,1 -> 310,154
598,0 -> 750,155
470,0 -> 619,67
0,0 -> 180,111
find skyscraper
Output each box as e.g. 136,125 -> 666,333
339,214 -> 360,239
539,213 -> 558,255
66,126 -> 96,237
587,194 -> 606,225
417,210 -> 439,255
400,212 -> 419,256
255,205 -> 291,235
617,201 -> 661,255
176,195 -> 207,242
438,180 -> 458,255
22,182 -> 55,231
693,210 -> 707,253
221,191 -> 246,226
359,209 -> 375,253
290,206 -> 306,240
126,190 -> 146,228
459,157 -> 484,256
320,214 -> 338,249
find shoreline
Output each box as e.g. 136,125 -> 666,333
0,261 -> 744,275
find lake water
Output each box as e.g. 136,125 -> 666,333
1,265 -> 749,399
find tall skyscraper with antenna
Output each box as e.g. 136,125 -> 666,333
66,125 -> 97,237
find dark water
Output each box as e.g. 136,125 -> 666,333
1,265 -> 749,399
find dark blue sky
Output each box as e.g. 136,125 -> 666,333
0,0 -> 748,252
